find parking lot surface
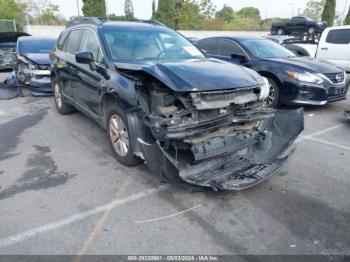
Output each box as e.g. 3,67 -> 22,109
0,71 -> 349,255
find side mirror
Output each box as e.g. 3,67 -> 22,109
76,51 -> 96,71
231,53 -> 247,63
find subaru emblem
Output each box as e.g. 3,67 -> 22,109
336,74 -> 342,82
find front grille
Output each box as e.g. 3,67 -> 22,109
324,72 -> 346,84
38,65 -> 49,70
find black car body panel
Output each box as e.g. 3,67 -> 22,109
51,19 -> 304,191
197,36 -> 349,106
0,32 -> 30,70
16,36 -> 56,95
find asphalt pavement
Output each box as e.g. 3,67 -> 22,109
0,71 -> 350,255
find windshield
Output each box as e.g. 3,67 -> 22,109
241,39 -> 295,59
18,39 -> 56,54
101,27 -> 205,61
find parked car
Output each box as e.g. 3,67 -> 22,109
271,16 -> 327,36
316,25 -> 350,73
50,17 -> 304,191
15,36 -> 56,95
0,32 -> 30,71
196,36 -> 349,107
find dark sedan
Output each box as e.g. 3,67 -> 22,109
15,36 -> 56,95
196,36 -> 349,107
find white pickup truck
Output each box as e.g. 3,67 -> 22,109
283,25 -> 350,73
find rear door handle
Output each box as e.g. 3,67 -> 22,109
321,47 -> 328,50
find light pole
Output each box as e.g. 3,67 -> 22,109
287,3 -> 295,17
298,8 -> 302,15
106,0 -> 109,19
77,0 -> 80,16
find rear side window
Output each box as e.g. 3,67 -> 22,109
196,39 -> 217,55
65,30 -> 83,54
216,39 -> 245,57
57,31 -> 69,50
326,29 -> 350,44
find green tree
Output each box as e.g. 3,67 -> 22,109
154,0 -> 176,28
124,0 -> 134,18
176,1 -> 203,30
0,0 -> 27,30
215,5 -> 234,23
31,2 -> 66,25
152,0 -> 156,19
303,0 -> 326,20
322,0 -> 336,26
82,0 -> 106,17
237,7 -> 261,30
344,7 -> 350,25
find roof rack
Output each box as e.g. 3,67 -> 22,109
66,17 -> 165,28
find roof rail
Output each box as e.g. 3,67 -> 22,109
66,17 -> 165,28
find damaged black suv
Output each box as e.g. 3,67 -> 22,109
51,17 -> 304,191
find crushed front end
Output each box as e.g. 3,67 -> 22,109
17,55 -> 52,96
134,77 -> 304,191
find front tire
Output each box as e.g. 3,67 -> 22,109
53,76 -> 75,114
277,28 -> 285,35
106,105 -> 143,167
264,77 -> 280,108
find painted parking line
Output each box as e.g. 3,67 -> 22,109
135,203 -> 205,224
0,184 -> 169,249
296,124 -> 345,143
303,137 -> 350,151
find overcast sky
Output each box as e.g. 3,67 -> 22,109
51,0 -> 350,20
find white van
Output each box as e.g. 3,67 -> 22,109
316,25 -> 350,73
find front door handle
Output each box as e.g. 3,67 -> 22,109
321,47 -> 328,50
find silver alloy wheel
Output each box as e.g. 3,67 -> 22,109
54,83 -> 62,109
109,114 -> 129,157
277,29 -> 284,35
264,81 -> 276,106
308,27 -> 316,34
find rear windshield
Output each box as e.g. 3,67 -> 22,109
18,39 -> 56,54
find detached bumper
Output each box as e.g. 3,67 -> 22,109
140,108 -> 304,191
282,81 -> 349,106
345,110 -> 350,120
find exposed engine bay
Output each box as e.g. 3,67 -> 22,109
119,71 -> 304,191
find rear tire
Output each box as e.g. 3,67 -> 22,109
53,76 -> 75,114
106,104 -> 143,167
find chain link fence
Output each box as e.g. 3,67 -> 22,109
0,20 -> 17,33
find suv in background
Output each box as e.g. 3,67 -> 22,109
50,17 -> 303,191
316,26 -> 350,74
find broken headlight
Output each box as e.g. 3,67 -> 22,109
259,76 -> 270,101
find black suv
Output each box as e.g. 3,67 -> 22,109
50,17 -> 303,191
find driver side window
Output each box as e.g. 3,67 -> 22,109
79,30 -> 103,64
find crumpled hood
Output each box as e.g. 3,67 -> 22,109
21,53 -> 50,65
262,57 -> 344,74
116,58 -> 261,92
